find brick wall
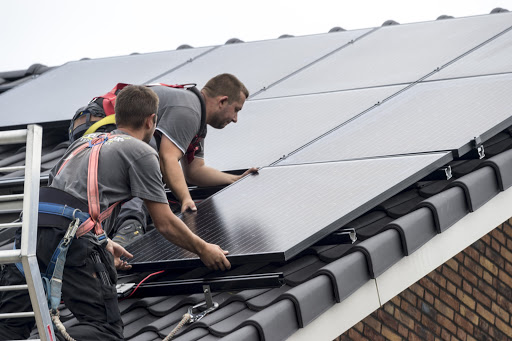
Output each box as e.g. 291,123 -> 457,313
336,219 -> 512,341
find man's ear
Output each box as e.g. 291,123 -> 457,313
218,95 -> 229,107
146,113 -> 156,128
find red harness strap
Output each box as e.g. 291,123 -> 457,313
57,134 -> 121,238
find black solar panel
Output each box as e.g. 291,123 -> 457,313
254,12 -> 512,99
150,28 -> 371,96
0,47 -> 212,128
279,73 -> 512,165
127,152 -> 452,270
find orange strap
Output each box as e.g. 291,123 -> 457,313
57,134 -> 121,238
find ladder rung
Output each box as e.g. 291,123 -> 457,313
0,311 -> 35,319
0,250 -> 22,263
0,166 -> 25,173
0,129 -> 27,145
0,222 -> 22,229
0,284 -> 28,291
0,194 -> 24,202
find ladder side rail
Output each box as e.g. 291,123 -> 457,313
20,124 -> 55,341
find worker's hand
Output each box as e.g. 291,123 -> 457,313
107,239 -> 133,271
181,198 -> 197,213
237,167 -> 259,181
198,243 -> 231,271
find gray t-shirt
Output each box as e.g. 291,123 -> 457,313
152,86 -> 206,159
48,130 -> 168,235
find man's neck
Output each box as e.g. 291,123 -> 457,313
117,127 -> 144,141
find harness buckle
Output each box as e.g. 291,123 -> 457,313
63,218 -> 81,246
96,231 -> 109,245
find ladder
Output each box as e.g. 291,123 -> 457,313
0,125 -> 55,340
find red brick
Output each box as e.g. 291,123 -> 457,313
430,271 -> 447,289
476,303 -> 496,324
354,321 -> 364,333
485,247 -> 505,269
401,289 -> 417,306
382,325 -> 402,341
348,327 -> 369,341
454,312 -> 474,334
398,323 -> 409,338
442,266 -> 463,287
421,314 -> 441,335
471,239 -> 486,253
363,324 -> 385,341
491,228 -> 506,245
459,267 -> 478,286
437,314 -> 457,334
481,234 -> 491,245
440,290 -> 460,312
391,295 -> 401,307
495,317 -> 512,339
440,328 -> 451,341
435,297 -> 455,319
414,323 -> 435,341
377,309 -> 398,331
457,288 -> 476,310
478,318 -> 490,332
410,283 -> 424,298
409,332 -> 424,341
454,252 -> 464,263
473,288 -> 492,308
383,302 -> 394,316
363,315 -> 381,332
446,258 -> 459,272
479,256 -> 499,276
482,270 -> 493,285
401,300 -> 422,321
425,291 -> 435,305
489,324 -> 508,341
450,335 -> 461,341
463,256 -> 483,277
456,328 -> 467,341
477,279 -> 497,301
503,220 -> 512,238
446,281 -> 457,296
394,309 -> 415,329
421,277 -> 441,296
464,246 -> 480,262
497,294 -> 512,314
420,300 -> 437,321
491,237 -> 501,252
505,262 -> 512,275
460,304 -> 479,326
491,301 -> 510,322
462,280 -> 472,294
498,269 -> 512,289
501,244 -> 512,263
496,279 -> 512,300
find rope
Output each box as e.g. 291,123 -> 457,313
162,313 -> 191,341
50,309 -> 76,341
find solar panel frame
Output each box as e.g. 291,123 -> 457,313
127,152 -> 452,271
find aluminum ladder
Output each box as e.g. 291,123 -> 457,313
0,125 -> 55,340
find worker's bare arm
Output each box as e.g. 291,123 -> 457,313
183,158 -> 258,187
144,199 -> 231,271
159,135 -> 197,212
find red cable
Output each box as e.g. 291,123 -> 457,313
122,270 -> 165,300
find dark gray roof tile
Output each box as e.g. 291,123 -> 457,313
145,305 -> 189,337
216,325 -> 260,341
284,257 -> 327,286
451,159 -> 484,177
244,299 -> 299,341
384,207 -> 437,255
172,327 -> 209,341
418,179 -> 454,197
352,229 -> 404,278
281,275 -> 335,327
417,187 -> 468,233
147,295 -> 202,316
317,243 -> 354,262
482,149 -> 512,190
189,302 -> 247,331
246,284 -> 293,310
449,166 -> 500,211
317,251 -> 371,302
128,331 -> 161,341
123,308 -> 160,339
208,306 -> 257,336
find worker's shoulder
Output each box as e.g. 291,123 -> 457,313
151,86 -> 199,106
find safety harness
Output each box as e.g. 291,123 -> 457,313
16,133 -> 119,319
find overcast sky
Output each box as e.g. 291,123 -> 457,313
1,0 -> 510,72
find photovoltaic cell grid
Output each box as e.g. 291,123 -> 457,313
127,152 -> 452,270
151,28 -> 371,96
204,84 -> 402,171
279,73 -> 512,166
0,47 -> 212,128
254,12 -> 512,100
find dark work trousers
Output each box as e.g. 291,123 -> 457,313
0,188 -> 124,341
113,197 -> 149,234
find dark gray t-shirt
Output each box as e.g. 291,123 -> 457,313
48,130 -> 168,235
152,86 -> 205,159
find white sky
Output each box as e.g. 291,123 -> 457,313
1,0 -> 510,72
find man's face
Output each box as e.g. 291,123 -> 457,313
210,91 -> 246,129
143,114 -> 157,143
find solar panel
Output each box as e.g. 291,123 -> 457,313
204,84 -> 401,171
279,73 -> 512,166
0,47 -> 212,128
126,151 -> 452,270
149,28 -> 371,96
254,12 -> 512,100
430,26 -> 512,80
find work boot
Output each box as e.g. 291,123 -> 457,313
112,219 -> 144,247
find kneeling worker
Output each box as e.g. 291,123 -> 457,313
0,85 -> 230,340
